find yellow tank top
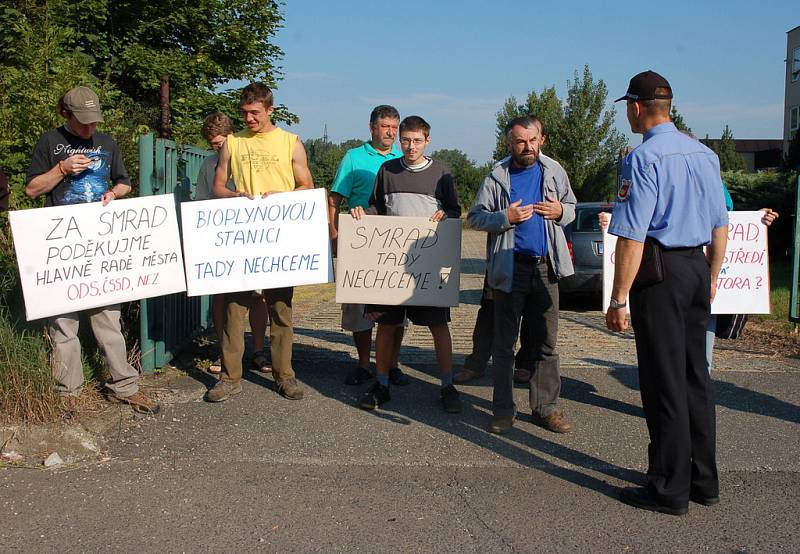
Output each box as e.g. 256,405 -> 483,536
227,127 -> 297,195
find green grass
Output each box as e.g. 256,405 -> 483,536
0,307 -> 61,423
752,260 -> 794,326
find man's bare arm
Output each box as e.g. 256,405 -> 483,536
606,237 -> 644,331
26,154 -> 91,199
213,141 -> 239,198
328,191 -> 343,240
706,225 -> 728,303
291,139 -> 314,190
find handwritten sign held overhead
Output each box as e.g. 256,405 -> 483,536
336,215 -> 461,307
10,195 -> 186,321
180,188 -> 332,296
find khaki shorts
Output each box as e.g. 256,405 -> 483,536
341,303 -> 373,333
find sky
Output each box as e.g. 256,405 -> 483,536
262,1 -> 796,164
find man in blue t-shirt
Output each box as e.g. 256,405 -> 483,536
327,105 -> 408,387
468,115 -> 577,435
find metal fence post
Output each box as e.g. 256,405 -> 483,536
138,133 -> 157,372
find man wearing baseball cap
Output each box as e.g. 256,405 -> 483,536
25,85 -> 160,414
605,70 -> 728,515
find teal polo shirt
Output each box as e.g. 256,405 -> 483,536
330,142 -> 402,208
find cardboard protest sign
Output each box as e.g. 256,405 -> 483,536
180,188 -> 332,296
602,211 -> 770,314
10,195 -> 186,320
335,215 -> 461,307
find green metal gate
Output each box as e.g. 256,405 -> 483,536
138,133 -> 212,372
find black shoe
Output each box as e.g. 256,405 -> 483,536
358,382 -> 390,410
440,384 -> 462,413
488,407 -> 517,434
345,365 -> 373,386
620,487 -> 688,516
689,491 -> 720,506
389,366 -> 410,386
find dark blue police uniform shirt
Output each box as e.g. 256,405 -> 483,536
609,122 -> 729,248
510,162 -> 548,257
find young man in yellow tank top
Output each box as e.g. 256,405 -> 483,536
208,82 -> 314,402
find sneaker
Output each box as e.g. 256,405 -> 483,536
488,407 -> 517,434
276,378 -> 304,400
108,390 -> 161,414
531,410 -> 573,433
389,366 -> 410,386
359,382 -> 390,410
206,380 -> 242,403
440,384 -> 462,413
453,368 -> 484,384
345,365 -> 373,386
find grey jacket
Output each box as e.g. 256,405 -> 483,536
467,154 -> 576,293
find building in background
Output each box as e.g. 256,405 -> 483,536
784,25 -> 800,157
700,138 -> 783,172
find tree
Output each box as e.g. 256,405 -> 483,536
0,0 -> 293,147
670,105 -> 692,133
430,149 -> 488,209
493,65 -> 626,200
0,1 -> 162,206
712,125 -> 746,172
784,131 -> 800,170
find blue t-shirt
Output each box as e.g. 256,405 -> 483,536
330,142 -> 402,209
510,162 -> 548,257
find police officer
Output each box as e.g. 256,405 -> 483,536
606,71 -> 729,515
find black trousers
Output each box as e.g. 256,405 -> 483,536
492,260 -> 560,417
464,275 -> 533,373
630,247 -> 718,508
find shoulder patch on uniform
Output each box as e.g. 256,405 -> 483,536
617,178 -> 632,201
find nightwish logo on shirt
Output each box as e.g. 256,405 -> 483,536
53,144 -> 103,157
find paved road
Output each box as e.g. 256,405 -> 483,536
1,229 -> 798,552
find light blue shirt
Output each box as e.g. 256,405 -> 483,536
609,122 -> 729,248
330,142 -> 402,209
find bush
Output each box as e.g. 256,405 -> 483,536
723,170 -> 797,258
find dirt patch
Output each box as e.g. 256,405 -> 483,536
731,318 -> 800,359
0,368 -> 205,468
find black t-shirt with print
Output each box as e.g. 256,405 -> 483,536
26,126 -> 131,207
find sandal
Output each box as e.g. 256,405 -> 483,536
208,358 -> 222,374
252,350 -> 272,373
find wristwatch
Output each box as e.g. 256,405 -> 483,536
609,298 -> 627,310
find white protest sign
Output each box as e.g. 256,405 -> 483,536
180,188 -> 332,296
335,215 -> 461,307
10,195 -> 186,320
602,211 -> 770,314
712,211 -> 770,314
601,220 -> 622,314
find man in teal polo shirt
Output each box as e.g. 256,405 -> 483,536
328,105 -> 408,386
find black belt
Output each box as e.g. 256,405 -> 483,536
647,238 -> 702,253
514,253 -> 547,264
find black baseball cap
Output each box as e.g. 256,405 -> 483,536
614,70 -> 673,102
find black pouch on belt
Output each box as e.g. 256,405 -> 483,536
632,237 -> 664,289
